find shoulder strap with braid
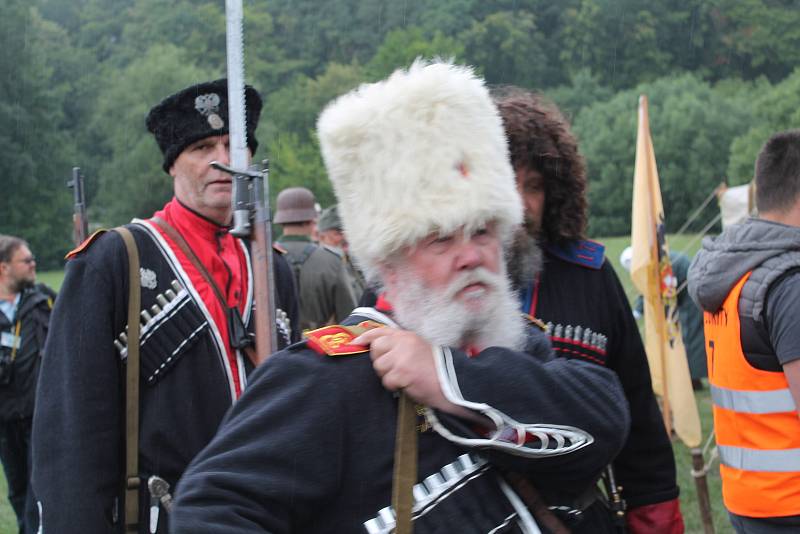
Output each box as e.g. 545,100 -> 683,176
114,227 -> 141,532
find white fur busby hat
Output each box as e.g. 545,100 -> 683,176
317,60 -> 522,276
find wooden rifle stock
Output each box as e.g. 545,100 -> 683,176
248,160 -> 277,364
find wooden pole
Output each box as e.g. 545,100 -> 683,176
660,330 -> 672,436
691,448 -> 715,534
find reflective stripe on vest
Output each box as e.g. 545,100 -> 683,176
719,445 -> 800,472
704,271 -> 800,517
711,384 -> 797,414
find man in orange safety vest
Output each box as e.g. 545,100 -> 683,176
689,130 -> 800,533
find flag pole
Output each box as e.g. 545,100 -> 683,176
691,447 -> 716,534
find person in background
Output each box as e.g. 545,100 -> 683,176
274,187 -> 356,331
32,78 -> 298,533
0,236 -> 54,534
689,130 -> 800,533
494,86 -> 684,534
317,204 -> 366,302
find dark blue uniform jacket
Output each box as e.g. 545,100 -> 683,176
170,311 -> 630,533
32,221 -> 298,534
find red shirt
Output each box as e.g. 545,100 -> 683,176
151,198 -> 249,398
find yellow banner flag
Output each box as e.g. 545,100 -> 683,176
630,95 -> 701,448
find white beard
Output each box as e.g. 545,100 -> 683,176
390,264 -> 527,352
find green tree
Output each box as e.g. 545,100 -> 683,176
268,132 -> 330,207
574,74 -> 753,236
118,0 -> 225,69
460,11 -> 556,88
548,69 -> 614,122
263,62 -> 367,200
91,44 -> 214,226
414,0 -> 480,35
559,0 -> 675,89
1,3 -> 76,268
707,0 -> 800,82
366,27 -> 463,80
264,62 -> 366,143
265,0 -> 441,76
727,69 -> 800,183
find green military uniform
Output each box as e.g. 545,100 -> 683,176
322,244 -> 366,304
317,204 -> 367,303
277,235 -> 356,331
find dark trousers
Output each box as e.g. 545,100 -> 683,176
728,511 -> 800,533
0,417 -> 37,534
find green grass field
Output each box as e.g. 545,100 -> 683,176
0,474 -> 13,533
2,236 -> 731,533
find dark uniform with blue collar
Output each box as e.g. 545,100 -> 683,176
520,240 -> 679,531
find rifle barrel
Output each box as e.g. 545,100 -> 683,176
68,167 -> 88,246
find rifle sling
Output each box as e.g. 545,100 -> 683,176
150,216 -> 257,366
500,469 -> 572,534
392,392 -> 418,534
115,227 -> 141,533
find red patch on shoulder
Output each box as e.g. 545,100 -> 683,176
305,325 -> 369,356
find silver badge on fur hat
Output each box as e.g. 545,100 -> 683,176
194,93 -> 224,130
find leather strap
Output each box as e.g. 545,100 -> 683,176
391,392 -> 418,534
501,469 -> 571,534
151,216 -> 228,310
115,227 -> 141,533
150,216 -> 258,366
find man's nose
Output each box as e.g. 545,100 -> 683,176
455,238 -> 483,270
215,140 -> 231,165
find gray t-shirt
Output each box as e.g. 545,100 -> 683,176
766,272 -> 800,366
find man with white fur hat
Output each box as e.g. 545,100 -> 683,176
170,60 -> 629,533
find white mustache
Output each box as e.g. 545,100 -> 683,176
443,268 -> 503,300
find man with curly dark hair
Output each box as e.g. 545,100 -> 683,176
494,86 -> 684,534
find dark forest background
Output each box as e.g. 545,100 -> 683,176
2,0 -> 799,268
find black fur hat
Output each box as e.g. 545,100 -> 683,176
146,78 -> 262,172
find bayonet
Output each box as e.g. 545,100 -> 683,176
220,0 -> 278,362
